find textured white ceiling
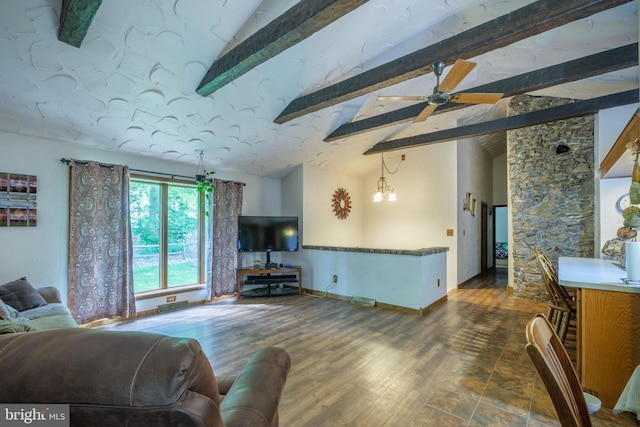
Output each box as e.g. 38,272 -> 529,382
0,0 -> 637,178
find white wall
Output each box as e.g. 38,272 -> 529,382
457,138 -> 493,283
293,139 -> 495,293
0,131 -> 282,307
493,152 -> 508,205
301,165 -> 364,247
365,145 -> 458,289
286,248 -> 447,311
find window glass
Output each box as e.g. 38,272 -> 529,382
167,185 -> 199,287
130,179 -> 202,294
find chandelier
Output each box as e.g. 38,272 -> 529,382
373,153 -> 399,202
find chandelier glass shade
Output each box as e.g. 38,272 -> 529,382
373,154 -> 397,202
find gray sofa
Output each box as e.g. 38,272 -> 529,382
0,277 -> 77,332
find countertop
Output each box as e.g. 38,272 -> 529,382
558,257 -> 640,294
301,245 -> 448,256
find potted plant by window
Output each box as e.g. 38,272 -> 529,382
196,170 -> 215,216
195,151 -> 215,216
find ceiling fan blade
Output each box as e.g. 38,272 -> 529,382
377,95 -> 428,102
413,104 -> 438,123
438,59 -> 476,93
449,93 -> 503,104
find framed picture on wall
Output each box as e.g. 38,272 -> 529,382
0,172 -> 37,227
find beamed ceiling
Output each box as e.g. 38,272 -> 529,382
0,0 -> 638,178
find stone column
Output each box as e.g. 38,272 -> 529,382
508,95 -> 595,300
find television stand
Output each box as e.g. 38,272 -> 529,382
236,266 -> 302,298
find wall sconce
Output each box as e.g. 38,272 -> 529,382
373,153 -> 403,202
463,192 -> 476,215
463,192 -> 471,211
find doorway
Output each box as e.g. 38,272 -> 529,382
494,205 -> 508,269
481,202 -> 488,273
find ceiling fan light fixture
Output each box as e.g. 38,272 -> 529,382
428,91 -> 450,106
378,59 -> 502,124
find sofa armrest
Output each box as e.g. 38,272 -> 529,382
220,347 -> 290,427
216,376 -> 237,396
37,286 -> 62,304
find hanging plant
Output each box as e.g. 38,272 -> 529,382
195,151 -> 215,216
196,170 -> 215,217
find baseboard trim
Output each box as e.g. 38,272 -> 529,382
420,295 -> 448,316
301,287 -> 445,316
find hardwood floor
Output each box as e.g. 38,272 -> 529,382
100,270 -> 638,426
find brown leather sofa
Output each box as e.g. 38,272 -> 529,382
0,328 -> 290,426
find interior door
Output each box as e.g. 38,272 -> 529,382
481,202 -> 488,273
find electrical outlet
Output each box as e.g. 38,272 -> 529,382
166,296 -> 176,302
332,275 -> 338,283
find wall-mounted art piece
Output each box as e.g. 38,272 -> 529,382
0,172 -> 37,226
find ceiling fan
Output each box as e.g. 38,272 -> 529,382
377,59 -> 503,123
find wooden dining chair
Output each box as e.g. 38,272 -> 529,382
526,314 -> 592,427
534,249 -> 574,341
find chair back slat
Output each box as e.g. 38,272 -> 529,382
526,314 -> 591,427
534,248 -> 573,310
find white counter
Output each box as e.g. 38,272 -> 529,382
558,257 -> 640,294
558,256 -> 640,408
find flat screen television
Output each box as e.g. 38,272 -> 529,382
237,216 -> 299,263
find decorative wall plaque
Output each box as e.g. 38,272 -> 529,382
0,172 -> 37,226
331,187 -> 351,220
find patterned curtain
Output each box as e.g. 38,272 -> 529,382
67,161 -> 135,324
206,178 -> 243,299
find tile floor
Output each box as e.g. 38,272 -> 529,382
420,270 -> 640,426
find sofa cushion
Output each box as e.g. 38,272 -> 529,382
0,319 -> 34,334
20,303 -> 74,320
0,299 -> 10,320
20,304 -> 78,329
0,299 -> 29,323
0,277 -> 48,312
25,313 -> 78,330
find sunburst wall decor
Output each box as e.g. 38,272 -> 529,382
331,187 -> 351,220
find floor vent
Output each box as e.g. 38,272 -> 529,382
351,295 -> 375,307
157,300 -> 189,314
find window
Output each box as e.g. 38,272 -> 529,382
129,177 -> 204,294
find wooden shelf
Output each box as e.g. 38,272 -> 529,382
600,108 -> 639,179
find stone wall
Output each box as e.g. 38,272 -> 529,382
508,95 -> 595,300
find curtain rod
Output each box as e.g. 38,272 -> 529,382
60,158 -> 245,186
60,158 -> 115,169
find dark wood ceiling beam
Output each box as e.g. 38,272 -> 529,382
325,43 -> 638,141
196,0 -> 369,96
275,0 -> 633,124
364,90 -> 639,155
58,0 -> 103,48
